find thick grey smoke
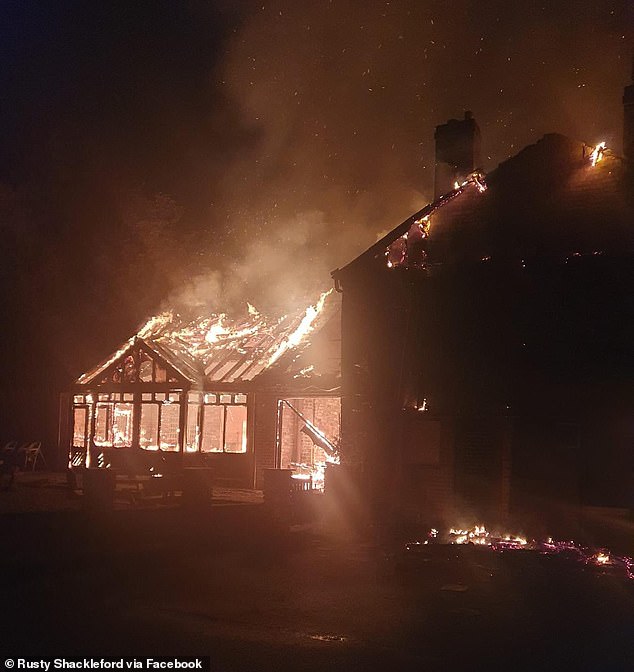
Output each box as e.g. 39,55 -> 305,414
168,0 -> 631,315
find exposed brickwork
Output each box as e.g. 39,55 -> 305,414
280,397 -> 340,472
253,393 -> 278,488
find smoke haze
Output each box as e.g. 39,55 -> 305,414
0,0 -> 631,442
169,0 -> 632,312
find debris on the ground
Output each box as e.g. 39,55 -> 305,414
403,525 -> 634,581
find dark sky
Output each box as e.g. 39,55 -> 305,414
0,0 -> 632,446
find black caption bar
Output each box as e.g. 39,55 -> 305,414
3,659 -> 210,672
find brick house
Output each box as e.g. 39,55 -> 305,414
331,76 -> 634,527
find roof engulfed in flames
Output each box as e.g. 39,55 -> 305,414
78,289 -> 338,386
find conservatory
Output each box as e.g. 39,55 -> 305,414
60,292 -> 341,489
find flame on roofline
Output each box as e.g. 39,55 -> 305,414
77,290 -> 336,385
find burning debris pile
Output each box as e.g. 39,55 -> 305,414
588,141 -> 606,167
404,524 -> 634,580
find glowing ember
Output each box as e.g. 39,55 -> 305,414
449,524 -> 490,545
589,141 -> 606,167
293,364 -> 315,379
415,398 -> 428,412
138,312 -> 174,339
290,452 -> 340,492
471,171 -> 487,193
205,314 -> 229,343
406,527 -> 633,580
415,215 -> 431,238
385,171 -> 486,270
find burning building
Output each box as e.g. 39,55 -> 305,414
59,68 -> 633,524
59,291 -> 341,490
332,79 -> 634,527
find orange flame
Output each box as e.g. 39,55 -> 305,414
266,290 -> 331,367
205,314 -> 229,343
589,141 -> 606,167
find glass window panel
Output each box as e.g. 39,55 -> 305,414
204,393 -> 216,404
72,407 -> 87,448
73,395 -> 84,404
185,405 -> 200,453
224,405 -> 247,453
98,394 -> 109,402
123,393 -> 134,402
159,403 -> 180,451
139,359 -> 153,382
123,355 -> 137,383
235,393 -> 247,404
169,392 -> 180,402
94,403 -> 112,447
140,404 -> 159,450
113,403 -> 134,448
188,392 -> 202,404
142,393 -> 152,401
155,364 -> 167,383
156,393 -> 166,402
220,394 -> 232,404
201,405 -> 224,453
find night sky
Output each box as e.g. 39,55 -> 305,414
0,0 -> 631,451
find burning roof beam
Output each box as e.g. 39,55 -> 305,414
278,399 -> 338,458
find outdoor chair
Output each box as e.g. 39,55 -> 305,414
22,441 -> 45,471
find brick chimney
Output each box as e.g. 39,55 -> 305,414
434,111 -> 481,200
623,55 -> 634,161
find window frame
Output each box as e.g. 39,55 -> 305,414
72,404 -> 89,449
199,393 -> 248,454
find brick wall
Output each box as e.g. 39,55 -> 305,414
280,397 -> 340,471
253,393 -> 278,488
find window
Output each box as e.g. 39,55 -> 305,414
185,404 -> 200,452
201,405 -> 224,452
92,400 -> 133,448
103,347 -> 180,385
72,407 -> 88,448
140,403 -> 159,450
74,390 -> 188,452
139,359 -> 153,382
113,403 -> 134,447
94,403 -> 112,447
200,395 -> 247,454
155,364 -> 167,383
159,403 -> 180,451
224,406 -> 247,453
